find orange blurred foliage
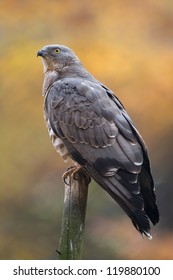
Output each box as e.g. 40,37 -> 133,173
0,0 -> 173,259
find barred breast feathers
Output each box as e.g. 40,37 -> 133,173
44,111 -> 70,162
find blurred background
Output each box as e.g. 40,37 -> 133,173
1,0 -> 173,259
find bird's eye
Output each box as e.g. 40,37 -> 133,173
54,49 -> 61,53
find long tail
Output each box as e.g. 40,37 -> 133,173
86,164 -> 153,239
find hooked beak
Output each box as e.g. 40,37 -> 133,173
37,50 -> 45,57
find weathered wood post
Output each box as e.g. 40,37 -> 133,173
58,171 -> 90,259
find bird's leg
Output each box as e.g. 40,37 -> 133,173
62,164 -> 83,185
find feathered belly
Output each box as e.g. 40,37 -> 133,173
44,112 -> 70,161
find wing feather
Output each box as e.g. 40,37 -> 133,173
45,78 -> 159,237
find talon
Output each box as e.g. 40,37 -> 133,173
71,168 -> 81,181
63,175 -> 70,186
73,174 -> 79,181
62,164 -> 83,184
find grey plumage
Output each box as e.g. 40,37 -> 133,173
38,44 -> 159,238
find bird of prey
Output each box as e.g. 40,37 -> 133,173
37,45 -> 159,239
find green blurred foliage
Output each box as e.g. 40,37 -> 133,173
0,0 -> 173,259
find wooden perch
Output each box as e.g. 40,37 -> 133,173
58,171 -> 90,260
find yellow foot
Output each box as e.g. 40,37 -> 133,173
62,165 -> 83,185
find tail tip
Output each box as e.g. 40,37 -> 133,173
142,231 -> 152,240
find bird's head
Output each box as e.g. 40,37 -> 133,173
37,45 -> 81,73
